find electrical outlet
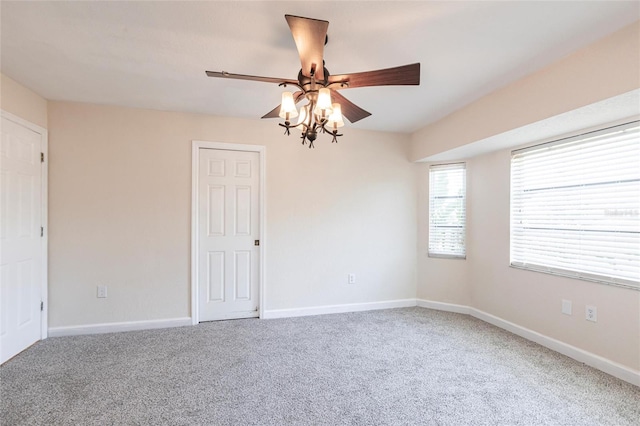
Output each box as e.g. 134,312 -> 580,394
97,285 -> 108,298
585,305 -> 597,322
561,299 -> 572,315
348,273 -> 356,284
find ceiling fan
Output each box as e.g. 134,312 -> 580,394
206,14 -> 420,148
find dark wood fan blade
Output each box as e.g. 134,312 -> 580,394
285,14 -> 329,80
261,105 -> 281,120
206,70 -> 298,86
328,63 -> 420,89
331,90 -> 371,123
261,91 -> 305,119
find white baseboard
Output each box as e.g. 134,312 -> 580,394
48,317 -> 192,337
416,299 -> 639,387
469,308 -> 640,387
416,299 -> 471,315
262,298 -> 417,319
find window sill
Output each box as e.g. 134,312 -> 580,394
509,263 -> 639,291
428,253 -> 466,260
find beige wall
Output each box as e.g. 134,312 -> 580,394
416,163 -> 470,305
47,101 -> 417,327
467,150 -> 639,370
411,21 -> 640,162
415,22 -> 640,371
0,73 -> 48,128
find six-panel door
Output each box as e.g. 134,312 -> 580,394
198,149 -> 260,321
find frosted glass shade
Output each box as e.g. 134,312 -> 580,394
296,105 -> 309,128
313,88 -> 333,117
327,103 -> 344,129
279,92 -> 298,119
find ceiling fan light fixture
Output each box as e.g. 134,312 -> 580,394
206,14 -> 420,149
313,88 -> 333,118
279,91 -> 299,120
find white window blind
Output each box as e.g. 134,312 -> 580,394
429,163 -> 466,258
510,121 -> 640,289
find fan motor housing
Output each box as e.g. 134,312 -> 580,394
298,67 -> 330,91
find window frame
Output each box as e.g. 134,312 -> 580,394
428,162 -> 467,259
509,121 -> 640,290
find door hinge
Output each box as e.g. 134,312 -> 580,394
41,226 -> 44,237
40,301 -> 44,311
41,152 -> 44,163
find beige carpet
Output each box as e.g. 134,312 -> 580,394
1,307 -> 638,425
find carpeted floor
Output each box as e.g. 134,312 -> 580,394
1,307 -> 638,425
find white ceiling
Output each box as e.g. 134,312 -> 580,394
1,1 -> 638,133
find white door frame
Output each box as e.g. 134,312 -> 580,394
191,141 -> 265,324
1,110 -> 48,339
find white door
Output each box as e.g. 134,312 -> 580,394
198,148 -> 260,321
0,116 -> 43,363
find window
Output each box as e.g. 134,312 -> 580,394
510,121 -> 640,289
429,163 -> 466,258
